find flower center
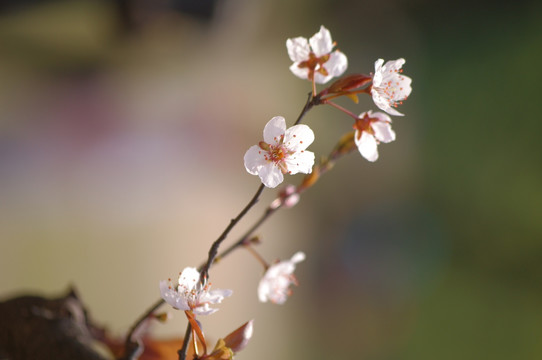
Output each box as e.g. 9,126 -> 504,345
297,52 -> 331,80
259,141 -> 288,163
353,113 -> 375,139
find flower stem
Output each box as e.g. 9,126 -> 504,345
178,322 -> 192,360
294,91 -> 323,126
124,88 -> 322,360
198,183 -> 265,282
244,243 -> 270,270
120,297 -> 165,360
323,100 -> 359,120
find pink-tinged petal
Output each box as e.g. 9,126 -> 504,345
263,116 -> 287,145
355,131 -> 379,162
244,145 -> 265,175
309,25 -> 333,57
284,150 -> 315,175
372,121 -> 396,143
286,37 -> 310,62
289,62 -> 310,80
258,162 -> 283,188
159,280 -> 190,310
283,124 -> 315,151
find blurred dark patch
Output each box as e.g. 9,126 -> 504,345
0,287 -> 108,360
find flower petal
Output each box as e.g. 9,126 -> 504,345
289,62 -> 310,80
159,280 -> 190,310
371,89 -> 404,116
286,37 -> 310,62
283,124 -> 315,151
284,150 -> 315,175
309,26 -> 333,57
372,58 -> 385,87
201,288 -> 234,304
263,116 -> 287,145
355,131 -> 379,162
372,121 -> 396,143
244,145 -> 265,175
326,51 -> 348,77
258,162 -> 283,188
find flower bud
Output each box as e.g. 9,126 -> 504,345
326,74 -> 372,93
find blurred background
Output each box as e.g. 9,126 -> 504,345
0,0 -> 541,359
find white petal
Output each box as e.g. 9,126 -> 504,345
393,74 -> 412,99
355,131 -> 379,162
244,145 -> 265,175
371,89 -> 404,116
383,58 -> 406,72
263,116 -> 287,145
309,25 -> 333,57
258,163 -> 283,188
284,150 -> 315,175
283,124 -> 315,151
178,267 -> 200,290
289,62 -> 310,80
201,288 -> 233,304
313,51 -> 348,84
363,110 -> 391,123
313,71 -> 333,85
193,303 -> 218,316
372,121 -> 396,143
286,37 -> 310,62
326,51 -> 348,77
373,58 -> 385,86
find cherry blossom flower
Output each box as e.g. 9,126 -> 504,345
160,267 -> 232,315
244,116 -> 315,188
353,110 -> 396,162
258,251 -> 306,304
287,25 -> 348,84
371,58 -> 412,116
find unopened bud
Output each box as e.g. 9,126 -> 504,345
223,320 -> 254,353
327,74 -> 372,93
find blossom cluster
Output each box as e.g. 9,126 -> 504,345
154,25 -> 413,360
244,25 -> 412,190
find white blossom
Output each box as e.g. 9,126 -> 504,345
371,58 -> 412,116
244,116 -> 315,188
286,25 -> 348,84
353,110 -> 396,162
160,267 -> 232,315
258,252 -> 306,304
